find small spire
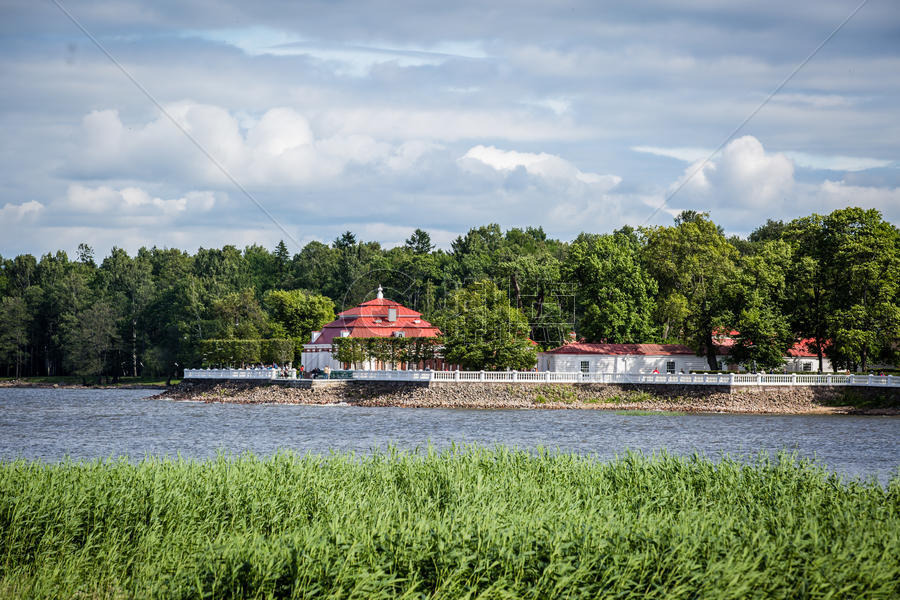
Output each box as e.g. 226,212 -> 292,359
376,285 -> 383,299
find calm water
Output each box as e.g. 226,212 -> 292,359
1,388 -> 898,483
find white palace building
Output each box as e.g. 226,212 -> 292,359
301,286 -> 445,372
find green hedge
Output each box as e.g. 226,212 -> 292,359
333,337 -> 442,368
260,339 -> 294,365
199,339 -> 294,367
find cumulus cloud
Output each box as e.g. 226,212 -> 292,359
58,184 -> 216,215
661,136 -> 900,230
460,145 -> 621,190
72,104 -> 449,187
816,179 -> 900,213
633,143 -> 893,172
0,200 -> 43,222
674,136 -> 794,208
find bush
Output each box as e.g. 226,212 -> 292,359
260,339 -> 294,365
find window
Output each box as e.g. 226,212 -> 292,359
666,361 -> 676,374
340,330 -> 350,338
393,331 -> 405,338
802,362 -> 812,372
580,360 -> 590,373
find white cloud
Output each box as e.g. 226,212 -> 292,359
73,104 -> 467,187
185,27 -> 488,77
817,179 -> 900,213
460,145 -> 621,189
60,184 -> 216,215
782,152 -> 893,172
384,140 -> 444,171
673,136 -> 794,209
523,97 -> 572,116
0,200 -> 43,222
633,143 -> 893,172
632,145 -> 710,163
661,136 -> 900,230
773,93 -> 856,109
317,107 -> 585,142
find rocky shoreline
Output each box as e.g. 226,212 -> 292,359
154,380 -> 900,415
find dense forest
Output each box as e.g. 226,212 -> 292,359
1,207 -> 898,380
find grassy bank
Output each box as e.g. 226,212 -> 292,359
1,449 -> 898,599
0,376 -> 178,388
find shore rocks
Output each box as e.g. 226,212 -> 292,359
155,380 -> 900,414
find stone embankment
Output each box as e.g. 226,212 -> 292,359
156,380 -> 900,414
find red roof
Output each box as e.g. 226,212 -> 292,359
310,296 -> 440,345
716,334 -> 828,357
541,343 -> 698,356
542,337 -> 829,358
787,338 -> 825,357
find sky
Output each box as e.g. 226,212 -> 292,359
1,0 -> 898,258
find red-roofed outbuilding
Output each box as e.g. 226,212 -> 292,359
537,342 -> 715,374
537,337 -> 834,374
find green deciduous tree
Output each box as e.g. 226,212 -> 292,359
450,224 -> 504,283
62,300 -> 119,384
435,279 -> 536,370
784,214 -> 831,371
263,290 -> 335,340
786,208 -> 900,371
209,289 -> 270,340
823,208 -> 900,371
727,240 -> 795,371
643,212 -> 738,369
563,229 -> 657,344
99,247 -> 153,377
0,296 -> 29,377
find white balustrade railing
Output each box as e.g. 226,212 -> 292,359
183,368 -> 296,380
181,368 -> 898,388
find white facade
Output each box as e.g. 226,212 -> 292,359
301,344 -> 397,372
539,351 -> 835,374
783,355 -> 834,373
301,344 -> 343,372
538,352 -> 711,374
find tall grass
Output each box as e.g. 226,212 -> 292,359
1,448 -> 898,599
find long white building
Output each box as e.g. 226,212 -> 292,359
538,343 -> 715,374
538,339 -> 835,374
302,286 -> 444,372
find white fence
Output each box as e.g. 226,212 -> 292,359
184,368 -> 296,380
352,370 -> 899,387
183,368 -> 898,388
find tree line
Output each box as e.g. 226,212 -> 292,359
1,206 -> 898,380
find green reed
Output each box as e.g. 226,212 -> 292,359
1,448 -> 897,599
